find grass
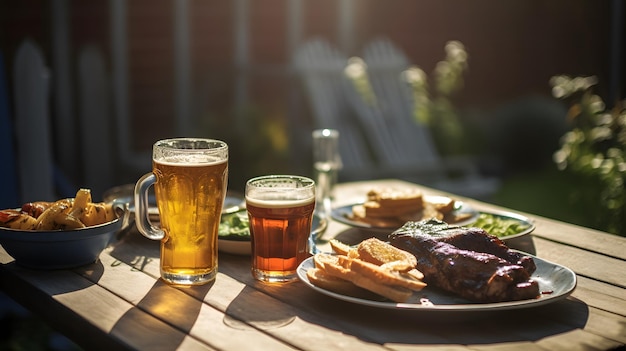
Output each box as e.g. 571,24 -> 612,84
490,166 -> 602,232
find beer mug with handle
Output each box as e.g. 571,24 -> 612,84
134,138 -> 228,285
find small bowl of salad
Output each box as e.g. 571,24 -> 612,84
218,210 -> 251,255
467,211 -> 535,252
469,209 -> 535,246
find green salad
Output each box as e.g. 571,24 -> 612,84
218,211 -> 250,241
470,213 -> 531,238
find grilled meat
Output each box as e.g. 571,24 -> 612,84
422,223 -> 536,274
389,219 -> 539,303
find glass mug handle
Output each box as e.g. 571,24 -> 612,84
134,172 -> 165,240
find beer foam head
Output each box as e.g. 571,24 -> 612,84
153,138 -> 228,164
245,175 -> 315,205
157,154 -> 226,165
245,196 -> 314,208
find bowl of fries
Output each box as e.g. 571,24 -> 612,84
0,189 -> 126,269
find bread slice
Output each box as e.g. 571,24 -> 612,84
313,254 -> 414,302
313,253 -> 340,270
343,270 -> 413,303
350,205 -> 404,227
363,200 -> 420,218
426,196 -> 455,214
329,239 -> 357,257
339,256 -> 426,292
306,268 -> 378,299
356,238 -> 417,271
367,188 -> 423,205
398,203 -> 444,222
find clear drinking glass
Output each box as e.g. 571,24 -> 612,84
134,138 -> 228,285
245,175 -> 316,283
312,129 -> 342,217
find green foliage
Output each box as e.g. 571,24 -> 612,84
550,75 -> 626,236
403,41 -> 468,156
344,57 -> 378,107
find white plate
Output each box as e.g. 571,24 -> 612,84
218,239 -> 251,255
331,196 -> 479,229
297,253 -> 576,311
218,212 -> 327,256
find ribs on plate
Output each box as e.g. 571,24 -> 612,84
388,219 -> 540,303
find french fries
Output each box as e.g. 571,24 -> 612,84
0,188 -> 116,231
307,238 -> 426,302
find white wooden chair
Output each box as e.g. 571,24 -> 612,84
293,38 -> 375,178
361,38 -> 440,166
77,45 -> 114,199
0,50 -> 19,208
10,40 -> 115,204
13,40 -> 57,202
356,38 -> 500,199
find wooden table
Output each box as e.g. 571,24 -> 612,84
1,179 -> 625,350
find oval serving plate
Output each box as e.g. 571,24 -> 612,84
297,252 -> 576,312
331,196 -> 479,230
218,209 -> 327,255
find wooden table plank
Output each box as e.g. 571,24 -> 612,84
569,276 -> 626,317
472,343 -> 549,351
535,329 -> 623,351
583,307 -> 626,345
533,237 -> 625,288
532,218 -> 626,261
0,259 -> 213,350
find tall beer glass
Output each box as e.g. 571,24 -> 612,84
245,175 -> 315,283
134,138 -> 228,285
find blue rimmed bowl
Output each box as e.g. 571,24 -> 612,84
0,216 -> 124,270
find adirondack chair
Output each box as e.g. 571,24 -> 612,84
293,39 -> 375,178
0,50 -> 19,208
77,45 -> 114,199
11,40 -> 115,204
360,38 -> 440,166
13,40 -> 57,202
357,38 -> 500,199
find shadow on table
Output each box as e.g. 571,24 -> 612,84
103,225 -> 215,349
223,285 -> 297,330
107,224 -> 159,271
109,279 -> 213,350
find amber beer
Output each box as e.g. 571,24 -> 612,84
245,175 -> 315,283
134,138 -> 228,285
155,158 -> 228,282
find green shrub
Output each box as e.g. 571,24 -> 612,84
551,75 -> 626,236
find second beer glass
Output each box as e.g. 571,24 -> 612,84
245,175 -> 315,283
